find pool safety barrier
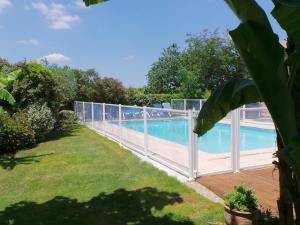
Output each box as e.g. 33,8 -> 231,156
75,101 -> 276,179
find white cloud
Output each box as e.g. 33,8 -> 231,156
73,0 -> 87,8
17,39 -> 40,46
38,53 -> 71,64
123,55 -> 136,61
0,0 -> 12,11
32,2 -> 80,30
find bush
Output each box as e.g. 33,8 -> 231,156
25,103 -> 55,137
224,183 -> 258,212
11,62 -> 62,115
57,110 -> 78,129
0,112 -> 35,154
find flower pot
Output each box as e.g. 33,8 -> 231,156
224,205 -> 259,225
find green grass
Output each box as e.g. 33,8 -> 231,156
0,125 -> 223,225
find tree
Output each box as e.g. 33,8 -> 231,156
177,67 -> 202,98
146,32 -> 249,97
93,77 -> 127,104
74,68 -> 127,104
182,31 -> 249,92
74,69 -> 99,102
49,65 -> 77,109
146,44 -> 183,94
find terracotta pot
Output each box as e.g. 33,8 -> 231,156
224,205 -> 259,225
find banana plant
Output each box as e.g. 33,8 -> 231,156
84,0 -> 300,222
0,69 -> 21,113
83,0 -> 108,6
194,1 -> 300,224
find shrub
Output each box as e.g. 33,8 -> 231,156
57,110 -> 78,129
11,62 -> 62,115
0,112 -> 35,154
25,103 -> 55,137
224,183 -> 258,212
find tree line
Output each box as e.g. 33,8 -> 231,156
145,31 -> 249,98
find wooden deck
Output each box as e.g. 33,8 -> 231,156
197,167 -> 279,215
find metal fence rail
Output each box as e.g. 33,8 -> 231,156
75,101 -> 276,179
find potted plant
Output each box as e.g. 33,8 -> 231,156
224,183 -> 259,225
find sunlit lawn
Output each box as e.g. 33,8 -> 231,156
0,125 -> 223,225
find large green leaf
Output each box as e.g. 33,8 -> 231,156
0,69 -> 21,88
194,79 -> 262,136
274,0 -> 300,6
0,88 -> 15,105
230,21 -> 297,145
272,3 -> 300,49
217,0 -> 298,145
287,50 -> 300,90
225,0 -> 272,30
83,0 -> 109,6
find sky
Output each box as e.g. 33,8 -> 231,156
0,0 -> 286,87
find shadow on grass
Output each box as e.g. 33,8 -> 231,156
43,125 -> 81,142
0,187 -> 194,225
0,126 -> 80,170
0,153 -> 54,170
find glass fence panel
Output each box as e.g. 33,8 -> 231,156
146,108 -> 189,175
171,99 -> 205,111
239,108 -> 276,169
84,103 -> 93,126
104,104 -> 120,140
76,102 -> 84,122
171,100 -> 184,110
186,100 -> 201,110
120,106 -> 145,152
93,103 -> 103,131
197,112 -> 233,175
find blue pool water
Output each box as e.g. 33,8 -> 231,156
118,119 -> 276,153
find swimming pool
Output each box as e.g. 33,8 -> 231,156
118,119 -> 276,153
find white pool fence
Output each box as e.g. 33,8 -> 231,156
74,101 -> 276,179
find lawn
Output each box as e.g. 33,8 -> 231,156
0,125 -> 223,225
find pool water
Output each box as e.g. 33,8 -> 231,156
118,119 -> 276,153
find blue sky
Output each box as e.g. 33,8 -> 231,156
0,0 -> 286,87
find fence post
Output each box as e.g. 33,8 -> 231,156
231,108 -> 240,172
143,106 -> 148,157
184,99 -> 187,111
119,104 -> 122,146
192,111 -> 198,177
188,110 -> 197,179
243,105 -> 246,120
83,102 -> 85,123
92,102 -> 94,128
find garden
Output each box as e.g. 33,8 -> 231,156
1,0 -> 300,224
